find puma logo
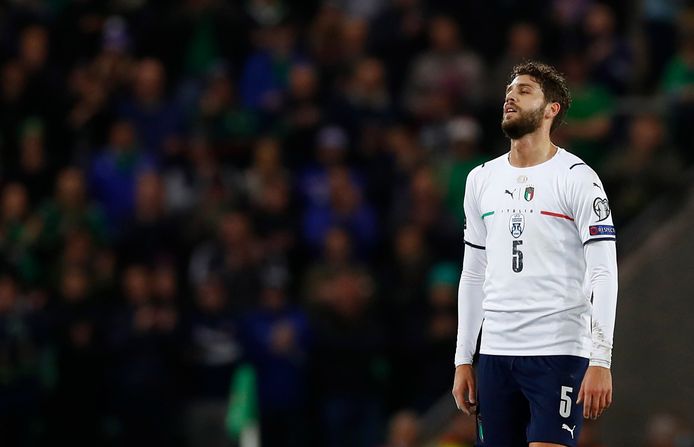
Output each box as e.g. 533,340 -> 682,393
505,189 -> 514,198
562,424 -> 576,439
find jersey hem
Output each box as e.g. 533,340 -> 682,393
479,347 -> 590,358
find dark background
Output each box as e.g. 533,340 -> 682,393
0,0 -> 693,446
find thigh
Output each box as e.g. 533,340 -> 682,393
514,356 -> 589,447
476,355 -> 529,446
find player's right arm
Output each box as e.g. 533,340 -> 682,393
452,168 -> 487,415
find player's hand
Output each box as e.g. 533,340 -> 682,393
452,364 -> 477,416
576,365 -> 612,420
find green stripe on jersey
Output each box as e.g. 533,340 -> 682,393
481,211 -> 495,219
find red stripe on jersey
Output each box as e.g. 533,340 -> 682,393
540,210 -> 574,221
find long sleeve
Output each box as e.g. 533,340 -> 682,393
584,240 -> 618,368
455,167 -> 487,366
455,244 -> 486,366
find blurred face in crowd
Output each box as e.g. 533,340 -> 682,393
135,171 -> 164,215
508,22 -> 539,58
323,227 -> 351,263
387,411 -> 420,447
429,17 -> 460,52
152,263 -> 177,301
0,276 -> 17,314
501,75 -> 548,139
2,183 -> 28,221
219,212 -> 251,247
20,25 -> 49,71
258,177 -> 289,214
331,270 -> 369,319
328,168 -> 360,214
584,3 -> 615,38
109,120 -> 136,151
410,166 -> 440,203
123,265 -> 151,305
562,54 -> 589,85
354,58 -> 385,93
61,267 -> 89,303
341,18 -> 367,58
253,138 -> 281,175
2,61 -> 25,100
20,129 -> 45,173
289,64 -> 317,100
395,225 -> 424,263
196,276 -> 226,313
56,168 -> 86,207
134,58 -> 165,104
629,114 -> 664,154
63,230 -> 93,265
200,72 -> 233,116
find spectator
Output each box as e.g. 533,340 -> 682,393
118,171 -> 179,264
661,15 -> 694,164
188,211 -> 261,311
310,267 -> 386,447
240,23 -> 304,113
404,16 -> 486,118
242,265 -> 311,447
390,165 -> 459,260
88,120 -> 156,227
0,183 -> 41,283
435,116 -> 488,224
106,264 -> 180,446
0,273 -> 46,446
8,118 -> 55,206
582,3 -> 635,94
303,165 -> 377,257
303,226 -> 364,309
381,410 -> 421,447
118,58 -> 185,158
602,112 -> 684,225
555,52 -> 615,168
36,167 -> 108,255
417,262 -> 459,409
183,275 -> 243,447
190,65 -> 259,158
281,63 -> 323,165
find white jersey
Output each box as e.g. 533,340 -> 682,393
462,148 -> 616,359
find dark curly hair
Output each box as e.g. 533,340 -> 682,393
509,61 -> 571,133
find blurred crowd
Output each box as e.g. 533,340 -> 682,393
0,0 -> 693,446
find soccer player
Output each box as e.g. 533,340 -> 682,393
451,61 -> 618,447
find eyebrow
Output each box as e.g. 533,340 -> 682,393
506,83 -> 536,93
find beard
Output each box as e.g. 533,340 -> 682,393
501,104 -> 545,140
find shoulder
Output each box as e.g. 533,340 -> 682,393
467,153 -> 507,183
556,149 -> 601,183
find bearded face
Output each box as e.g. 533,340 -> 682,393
501,103 -> 546,140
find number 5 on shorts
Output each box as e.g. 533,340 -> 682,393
559,386 -> 573,418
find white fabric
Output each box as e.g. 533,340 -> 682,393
455,148 -> 618,367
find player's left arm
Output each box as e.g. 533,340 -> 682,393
567,167 -> 618,419
577,240 -> 617,419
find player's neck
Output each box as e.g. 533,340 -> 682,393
508,132 -> 556,168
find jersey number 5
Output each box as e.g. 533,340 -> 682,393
512,240 -> 523,272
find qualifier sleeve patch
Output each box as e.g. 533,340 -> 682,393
589,225 -> 616,236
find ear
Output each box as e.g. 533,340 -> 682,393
545,102 -> 560,119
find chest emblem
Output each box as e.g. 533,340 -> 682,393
524,186 -> 535,201
509,213 -> 525,238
